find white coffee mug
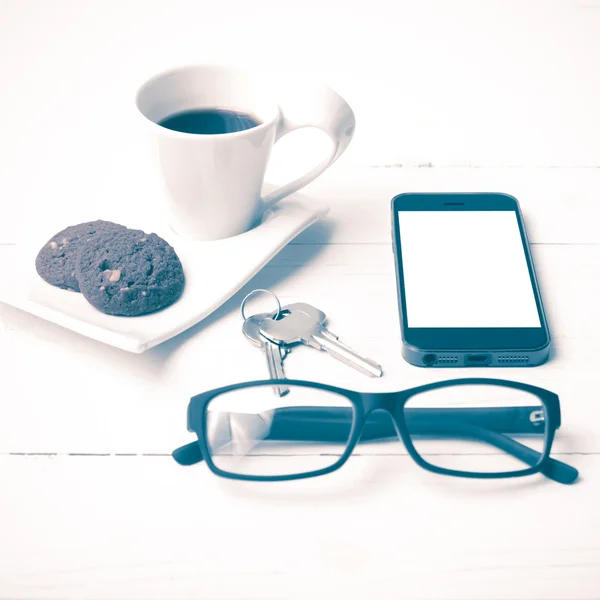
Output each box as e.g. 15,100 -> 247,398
135,65 -> 355,240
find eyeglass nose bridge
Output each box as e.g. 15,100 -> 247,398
360,392 -> 404,442
362,392 -> 400,415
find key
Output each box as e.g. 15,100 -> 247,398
259,303 -> 383,378
243,312 -> 290,396
281,303 -> 361,354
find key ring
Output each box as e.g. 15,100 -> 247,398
240,289 -> 282,321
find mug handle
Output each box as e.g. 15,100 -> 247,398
261,80 -> 355,210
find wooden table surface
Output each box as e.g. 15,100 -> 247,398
1,1 -> 600,599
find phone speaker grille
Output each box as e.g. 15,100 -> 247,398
498,355 -> 530,364
438,355 -> 459,364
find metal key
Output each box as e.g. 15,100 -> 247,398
243,312 -> 290,396
259,303 -> 383,378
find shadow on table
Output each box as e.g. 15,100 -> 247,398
207,452 -> 562,505
212,454 -> 404,504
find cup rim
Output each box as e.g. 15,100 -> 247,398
135,63 -> 279,139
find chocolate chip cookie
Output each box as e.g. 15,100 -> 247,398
75,229 -> 185,316
35,220 -> 127,292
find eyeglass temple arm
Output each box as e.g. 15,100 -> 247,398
416,421 -> 577,484
172,441 -> 204,466
260,406 -> 543,439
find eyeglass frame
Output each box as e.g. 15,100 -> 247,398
172,377 -> 578,485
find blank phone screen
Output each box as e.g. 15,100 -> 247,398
398,211 -> 541,328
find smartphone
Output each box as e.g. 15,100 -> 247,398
391,192 -> 550,367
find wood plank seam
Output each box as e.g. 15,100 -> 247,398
3,452 -> 596,457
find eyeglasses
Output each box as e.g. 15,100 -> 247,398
172,378 -> 578,484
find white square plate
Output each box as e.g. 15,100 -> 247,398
0,199 -> 328,352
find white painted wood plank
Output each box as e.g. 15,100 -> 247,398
3,165 -> 600,245
3,242 -> 597,344
0,332 -> 596,454
2,2 -> 600,242
0,244 -> 598,454
293,167 -> 600,246
0,0 -> 599,175
0,454 -> 597,600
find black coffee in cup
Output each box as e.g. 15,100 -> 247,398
158,108 -> 262,135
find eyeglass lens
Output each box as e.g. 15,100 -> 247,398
403,384 -> 546,474
205,385 -> 354,477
